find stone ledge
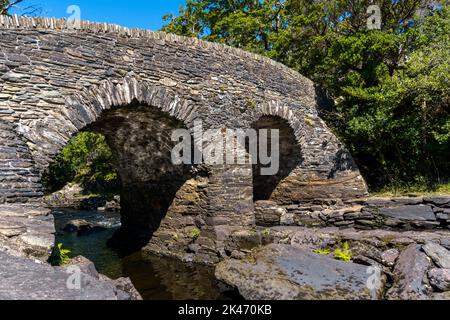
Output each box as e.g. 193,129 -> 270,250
271,196 -> 450,231
0,204 -> 54,261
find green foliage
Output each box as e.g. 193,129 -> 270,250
313,242 -> 352,262
55,243 -> 71,266
334,242 -> 352,262
374,181 -> 450,197
42,132 -> 119,193
313,248 -> 332,255
162,1 -> 450,191
190,227 -> 201,240
262,228 -> 271,237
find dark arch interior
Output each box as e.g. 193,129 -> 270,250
49,100 -> 199,253
250,115 -> 303,201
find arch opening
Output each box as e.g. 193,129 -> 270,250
249,115 -> 303,202
45,100 -> 201,254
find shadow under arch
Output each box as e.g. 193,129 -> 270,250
249,115 -> 304,201
78,100 -> 200,253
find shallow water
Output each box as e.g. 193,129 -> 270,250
53,209 -> 231,300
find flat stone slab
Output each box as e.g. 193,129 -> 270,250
387,244 -> 431,300
424,196 -> 450,206
379,205 -> 436,221
422,242 -> 450,268
0,251 -> 134,300
215,244 -> 385,300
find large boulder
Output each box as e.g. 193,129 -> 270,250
0,251 -> 139,300
215,244 -> 385,300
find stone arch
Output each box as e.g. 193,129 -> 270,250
253,100 -> 368,204
257,101 -> 307,143
256,100 -> 325,168
45,77 -> 204,252
250,115 -> 303,201
17,77 -> 201,176
250,101 -> 307,202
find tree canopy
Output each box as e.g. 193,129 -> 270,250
42,132 -> 119,194
0,0 -> 22,15
163,0 -> 450,191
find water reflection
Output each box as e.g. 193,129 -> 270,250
53,209 -> 230,300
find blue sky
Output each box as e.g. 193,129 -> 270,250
11,0 -> 186,31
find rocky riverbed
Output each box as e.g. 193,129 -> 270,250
2,195 -> 450,300
44,183 -> 121,212
215,226 -> 450,300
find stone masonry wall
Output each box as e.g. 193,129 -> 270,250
254,196 -> 450,231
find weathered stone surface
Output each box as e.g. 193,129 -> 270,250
428,268 -> 450,292
280,212 -> 296,226
387,244 -> 431,300
381,249 -> 400,268
254,201 -> 285,226
424,196 -> 450,206
284,227 -> 450,253
365,197 -> 394,207
66,256 -> 142,300
392,197 -> 424,205
431,292 -> 450,300
422,242 -> 450,269
0,251 -> 138,300
379,205 -> 436,221
282,196 -> 450,231
0,205 -> 54,261
215,244 -> 385,300
106,277 -> 143,301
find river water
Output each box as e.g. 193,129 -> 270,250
53,209 -> 233,300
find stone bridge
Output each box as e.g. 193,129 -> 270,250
0,16 -> 367,263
